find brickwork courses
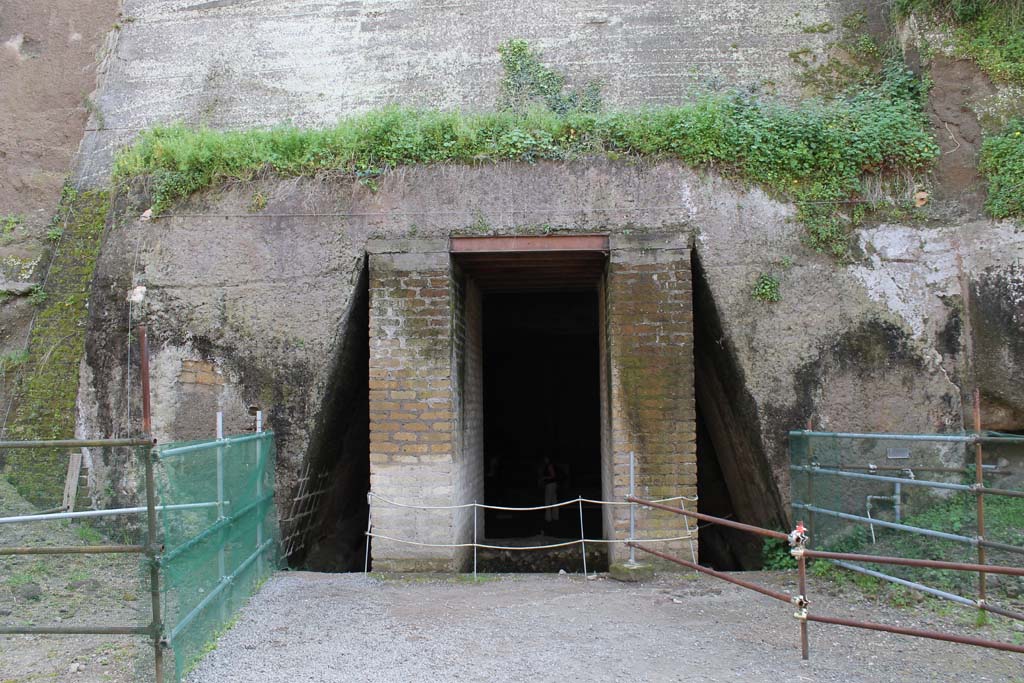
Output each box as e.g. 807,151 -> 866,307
605,237 -> 696,566
367,234 -> 695,571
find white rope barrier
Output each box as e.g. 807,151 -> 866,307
367,491 -> 698,512
364,466 -> 701,574
367,531 -> 695,551
364,489 -> 700,557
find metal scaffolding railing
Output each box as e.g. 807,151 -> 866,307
789,397 -> 1024,624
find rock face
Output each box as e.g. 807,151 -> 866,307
79,162 -> 1024,569
56,0 -> 1024,569
73,0 -> 860,185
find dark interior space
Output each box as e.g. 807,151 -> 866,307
291,265 -> 371,572
482,291 -> 603,542
692,252 -> 787,570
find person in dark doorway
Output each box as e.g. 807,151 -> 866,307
541,455 -> 559,524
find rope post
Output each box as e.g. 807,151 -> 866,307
681,498 -> 698,573
364,492 -> 372,574
790,521 -> 810,661
578,498 -> 587,577
473,501 -> 478,581
628,451 -> 637,566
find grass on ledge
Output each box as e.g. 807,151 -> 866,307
115,72 -> 937,258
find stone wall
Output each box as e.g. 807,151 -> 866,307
74,0 -> 871,186
80,161 -> 1024,568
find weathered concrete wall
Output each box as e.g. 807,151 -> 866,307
74,0 -> 871,185
80,160 -> 1024,555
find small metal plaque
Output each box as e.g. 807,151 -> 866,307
886,447 -> 910,460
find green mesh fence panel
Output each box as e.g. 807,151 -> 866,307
790,431 -> 1024,606
153,432 -> 279,681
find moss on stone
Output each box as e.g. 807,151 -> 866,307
4,189 -> 110,506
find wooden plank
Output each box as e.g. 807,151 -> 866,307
62,451 -> 83,512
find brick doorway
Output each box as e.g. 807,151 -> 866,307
452,237 -> 608,570
366,234 -> 695,572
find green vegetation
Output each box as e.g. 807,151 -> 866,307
1,214 -> 23,234
752,273 -> 782,302
978,118 -> 1024,218
497,39 -> 601,114
115,42 -> 936,260
792,13 -> 893,99
4,190 -> 110,505
0,349 -> 28,375
818,490 -> 1024,598
760,536 -> 797,569
27,284 -> 47,306
897,0 -> 1024,85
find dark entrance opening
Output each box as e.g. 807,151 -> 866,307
451,235 -> 610,572
692,252 -> 787,570
289,264 -> 371,572
481,291 -> 603,544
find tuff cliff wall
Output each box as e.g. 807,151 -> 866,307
81,161 -> 1023,552
53,0 -> 1024,563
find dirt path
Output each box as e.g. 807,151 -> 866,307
187,571 -> 1024,683
0,477 -> 145,683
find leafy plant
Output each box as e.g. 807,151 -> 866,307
27,285 -> 47,306
0,349 -> 28,375
497,39 -> 602,115
978,119 -> 1024,218
45,225 -> 63,242
752,273 -> 782,302
761,537 -> 797,569
1,214 -> 23,234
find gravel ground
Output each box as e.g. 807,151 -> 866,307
188,571 -> 1024,683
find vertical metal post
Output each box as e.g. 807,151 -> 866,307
473,502 -> 478,581
628,451 -> 636,566
805,419 -> 815,541
363,492 -> 372,574
139,332 -> 162,683
578,498 -> 588,576
255,411 -> 264,576
681,499 -> 698,570
144,446 -> 164,683
139,325 -> 152,436
798,549 -> 809,660
215,412 -> 226,624
973,388 -> 987,615
894,482 -> 902,523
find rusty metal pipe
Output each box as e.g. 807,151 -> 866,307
798,551 -> 809,660
628,542 -> 793,603
627,497 -> 789,541
805,613 -> 1024,654
802,549 -> 1024,577
139,325 -> 152,436
0,545 -> 145,556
